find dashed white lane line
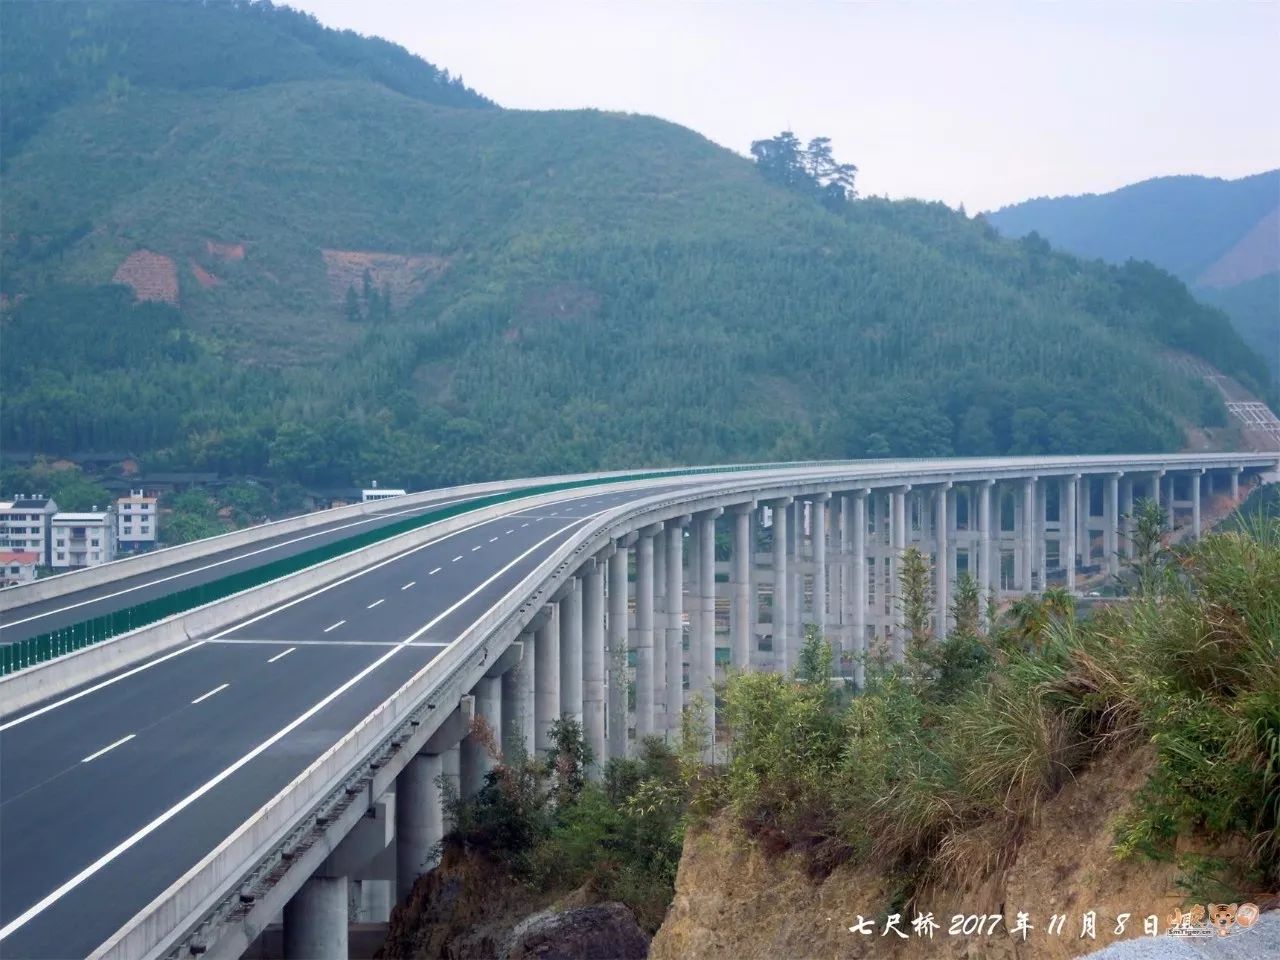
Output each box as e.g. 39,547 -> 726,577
429,567 -> 441,575
323,620 -> 346,633
471,545 -> 481,552
521,523 -> 530,528
402,581 -> 416,590
0,510 -> 609,944
505,529 -> 514,535
367,599 -> 384,610
191,683 -> 229,705
267,647 -> 296,663
489,537 -> 498,543
451,555 -> 462,563
81,734 -> 135,764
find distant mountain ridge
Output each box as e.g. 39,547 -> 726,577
0,1 -> 1272,490
985,170 -> 1279,383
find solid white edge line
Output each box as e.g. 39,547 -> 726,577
1,512 -> 600,944
266,647 -> 296,664
0,488 -> 606,732
80,734 -> 135,764
190,683 -> 229,705
0,494 -> 483,632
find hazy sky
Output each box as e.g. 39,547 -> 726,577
292,0 -> 1278,211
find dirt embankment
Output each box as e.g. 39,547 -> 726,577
652,748 -> 1194,960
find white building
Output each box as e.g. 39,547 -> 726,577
0,550 -> 39,586
116,488 -> 158,549
0,496 -> 59,566
362,483 -> 407,503
50,508 -> 116,569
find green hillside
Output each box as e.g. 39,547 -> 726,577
0,1 -> 1271,490
985,171 -> 1279,384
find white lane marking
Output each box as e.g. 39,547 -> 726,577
489,537 -> 498,543
452,555 -> 462,562
323,620 -> 346,633
428,568 -> 441,575
0,486 -> 613,731
0,495 -> 482,632
267,647 -> 296,663
401,581 -> 416,590
212,639 -> 443,648
471,545 -> 481,552
81,734 -> 135,764
191,683 -> 229,705
0,513 -> 601,943
367,599 -> 384,610
521,523 -> 530,528
0,643 -> 205,733
505,529 -> 514,535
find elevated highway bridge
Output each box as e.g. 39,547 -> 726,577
0,454 -> 1274,959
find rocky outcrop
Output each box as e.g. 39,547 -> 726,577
652,748 -> 1204,960
377,846 -> 648,959
500,902 -> 649,960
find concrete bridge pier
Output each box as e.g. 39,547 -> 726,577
581,556 -> 607,773
557,579 -> 583,725
534,605 -> 560,752
633,526 -> 658,739
283,874 -> 347,960
769,498 -> 791,671
664,522 -> 685,739
730,505 -> 753,673
694,509 -> 718,755
606,542 -> 629,760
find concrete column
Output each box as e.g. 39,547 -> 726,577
634,528 -> 657,738
1064,475 -> 1078,594
502,651 -> 530,758
395,753 -> 443,902
462,676 -> 500,798
582,562 -> 606,771
284,875 -> 347,960
890,487 -> 907,662
770,499 -> 790,671
812,495 -> 828,635
1078,478 -> 1090,569
665,523 -> 684,735
1105,474 -> 1120,577
356,880 -> 392,924
852,490 -> 867,686
731,505 -> 752,671
534,608 -> 559,753
1020,478 -> 1035,592
439,745 -> 460,830
559,580 -> 583,722
1036,481 -> 1048,586
606,547 -> 629,759
696,510 -> 716,755
1230,468 -> 1240,501
1120,477 -> 1135,560
1187,473 -> 1198,542
978,481 -> 993,615
934,484 -> 949,639
789,501 -> 802,649
652,533 -> 667,732
1164,474 -> 1175,530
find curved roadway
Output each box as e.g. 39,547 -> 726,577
0,455 -> 1273,959
0,483 -> 681,959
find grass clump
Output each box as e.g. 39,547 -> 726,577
720,516 -> 1280,898
442,711 -> 705,931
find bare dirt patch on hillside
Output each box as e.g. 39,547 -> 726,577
112,249 -> 179,304
321,249 -> 449,308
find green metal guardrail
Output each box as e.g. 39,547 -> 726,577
0,462 -> 788,677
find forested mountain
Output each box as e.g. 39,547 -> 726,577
986,171 -> 1279,384
1,0 -> 1271,490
